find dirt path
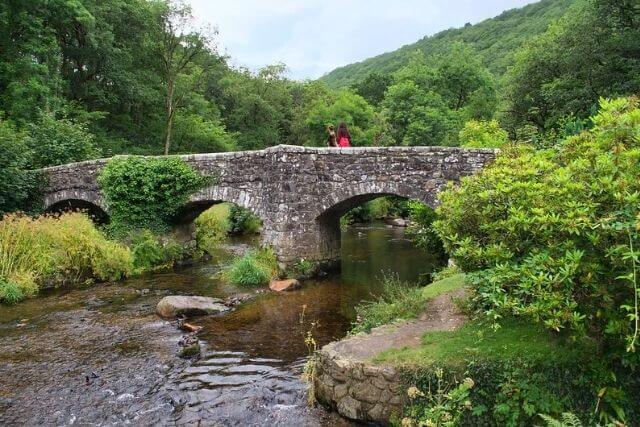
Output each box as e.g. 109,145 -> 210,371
324,289 -> 467,361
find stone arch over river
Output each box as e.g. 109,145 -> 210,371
40,145 -> 496,269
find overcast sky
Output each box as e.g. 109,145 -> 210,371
189,0 -> 537,80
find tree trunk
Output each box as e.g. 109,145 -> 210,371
164,80 -> 174,155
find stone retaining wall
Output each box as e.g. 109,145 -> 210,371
314,342 -> 405,423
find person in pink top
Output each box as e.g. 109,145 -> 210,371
336,122 -> 351,147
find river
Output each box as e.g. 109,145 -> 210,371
0,222 -> 442,426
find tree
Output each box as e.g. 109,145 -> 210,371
352,72 -> 393,106
431,42 -> 496,116
217,64 -> 295,150
0,119 -> 36,215
305,90 -> 376,146
381,45 -> 496,146
26,113 -> 99,168
503,0 -> 640,135
154,2 -> 213,155
459,120 -> 509,148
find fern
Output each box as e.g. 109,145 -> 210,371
539,412 -> 583,427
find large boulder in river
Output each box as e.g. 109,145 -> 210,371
269,279 -> 302,292
156,296 -> 230,319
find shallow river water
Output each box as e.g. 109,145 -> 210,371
0,223 -> 441,426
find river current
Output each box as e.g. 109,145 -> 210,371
0,223 -> 441,426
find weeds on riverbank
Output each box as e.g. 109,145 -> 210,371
0,212 -> 133,303
300,304 -> 320,406
351,273 -> 467,335
351,274 -> 425,334
222,248 -> 277,286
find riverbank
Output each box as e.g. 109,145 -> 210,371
314,273 -> 640,425
313,275 -> 467,423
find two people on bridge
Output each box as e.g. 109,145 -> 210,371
327,122 -> 351,148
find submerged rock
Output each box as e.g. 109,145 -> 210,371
223,293 -> 254,307
269,279 -> 301,292
156,296 -> 230,319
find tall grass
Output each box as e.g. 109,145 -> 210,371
222,248 -> 278,286
0,212 -> 133,303
351,274 -> 425,334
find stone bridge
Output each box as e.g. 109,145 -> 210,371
41,145 -> 496,269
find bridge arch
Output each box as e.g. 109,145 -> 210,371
308,182 -> 441,269
175,185 -> 264,225
43,190 -> 109,223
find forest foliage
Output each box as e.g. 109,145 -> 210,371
320,0 -> 575,88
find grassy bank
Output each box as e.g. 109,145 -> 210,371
221,248 -> 278,286
0,212 -> 133,303
0,211 -> 198,304
355,276 -> 640,425
375,318 -> 640,426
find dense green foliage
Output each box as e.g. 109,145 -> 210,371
459,119 -> 509,148
0,119 -> 38,215
406,201 -> 445,257
222,248 -> 277,287
0,212 -> 134,303
503,0 -> 640,136
434,97 -> 640,362
320,0 -> 574,88
98,156 -> 208,233
381,44 -> 497,146
380,319 -> 639,425
227,204 -> 262,235
195,204 -> 231,254
26,113 -> 100,168
129,230 -> 184,270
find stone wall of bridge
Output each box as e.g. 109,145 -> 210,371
41,145 -> 496,268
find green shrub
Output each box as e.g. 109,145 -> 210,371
195,203 -> 231,254
343,203 -> 372,224
434,97 -> 640,361
222,248 -> 277,286
293,258 -> 316,279
369,196 -> 410,219
98,156 -> 208,234
0,118 -> 39,215
0,212 -> 134,302
406,201 -> 445,256
228,204 -> 262,235
351,275 -> 425,334
0,277 -> 24,304
380,319 -> 639,425
130,230 -> 183,271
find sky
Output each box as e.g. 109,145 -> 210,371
188,0 -> 537,80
